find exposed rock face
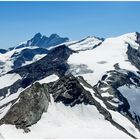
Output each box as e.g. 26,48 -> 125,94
1,82 -> 50,132
136,32 -> 140,45
127,45 -> 140,71
47,74 -> 94,106
93,69 -> 140,130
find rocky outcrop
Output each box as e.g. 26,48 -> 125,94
127,44 -> 140,71
0,82 -> 50,132
136,32 -> 140,45
46,74 -> 94,106
93,69 -> 140,130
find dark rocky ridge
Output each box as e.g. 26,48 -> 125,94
93,69 -> 140,131
136,32 -> 140,45
127,45 -> 140,71
0,45 -> 74,98
47,74 -> 94,106
0,49 -> 7,54
126,32 -> 140,71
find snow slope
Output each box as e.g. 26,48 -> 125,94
0,73 -> 21,89
38,74 -> 59,84
82,84 -> 140,138
0,97 -> 131,139
68,36 -> 102,51
68,33 -> 139,86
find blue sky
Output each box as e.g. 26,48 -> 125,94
0,1 -> 140,49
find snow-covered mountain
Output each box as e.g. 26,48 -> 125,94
9,33 -> 69,50
0,32 -> 140,138
0,33 -> 69,75
0,47 -> 48,75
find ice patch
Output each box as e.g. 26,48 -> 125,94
38,74 -> 59,84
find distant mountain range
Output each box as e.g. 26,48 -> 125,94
8,33 -> 69,50
0,32 -> 140,138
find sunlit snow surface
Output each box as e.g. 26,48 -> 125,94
68,33 -> 138,86
69,36 -> 102,51
0,73 -> 21,89
0,98 -> 130,138
38,74 -> 59,84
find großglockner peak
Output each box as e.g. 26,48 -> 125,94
9,33 -> 69,50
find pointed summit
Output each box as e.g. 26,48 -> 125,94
49,33 -> 60,38
14,33 -> 69,49
33,32 -> 42,39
